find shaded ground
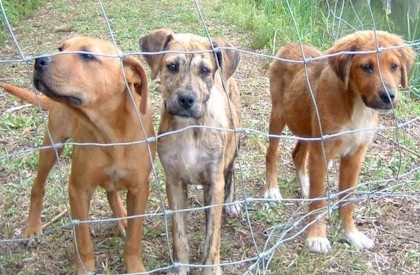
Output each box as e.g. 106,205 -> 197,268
0,0 -> 419,274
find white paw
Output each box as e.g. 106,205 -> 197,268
298,172 -> 309,198
327,160 -> 333,170
116,223 -> 126,237
306,237 -> 331,253
264,188 -> 282,201
343,230 -> 374,250
224,202 -> 242,217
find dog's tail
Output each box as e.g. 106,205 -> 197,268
1,83 -> 53,110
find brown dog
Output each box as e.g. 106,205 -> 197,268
140,29 -> 240,274
265,31 -> 415,253
2,37 -> 155,273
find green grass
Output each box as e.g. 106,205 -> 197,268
0,0 -> 46,45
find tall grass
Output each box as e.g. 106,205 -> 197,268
0,0 -> 46,44
211,0 -> 419,52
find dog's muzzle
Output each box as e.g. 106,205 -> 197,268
362,88 -> 398,111
33,56 -> 82,106
166,90 -> 202,119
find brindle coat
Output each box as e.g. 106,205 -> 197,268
140,29 -> 241,275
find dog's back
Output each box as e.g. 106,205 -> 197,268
268,43 -> 324,136
269,43 -> 323,94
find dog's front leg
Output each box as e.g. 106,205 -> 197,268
339,144 -> 374,250
203,169 -> 224,275
68,174 -> 95,274
124,177 -> 149,273
305,143 -> 331,253
24,131 -> 67,246
167,178 -> 189,275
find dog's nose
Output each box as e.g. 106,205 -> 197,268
178,92 -> 196,110
379,90 -> 395,104
35,57 -> 51,71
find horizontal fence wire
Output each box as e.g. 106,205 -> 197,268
0,0 -> 419,274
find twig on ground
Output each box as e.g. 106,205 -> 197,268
5,104 -> 32,113
378,227 -> 420,243
41,210 -> 68,229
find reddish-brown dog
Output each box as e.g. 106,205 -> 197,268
1,37 -> 155,273
265,31 -> 415,253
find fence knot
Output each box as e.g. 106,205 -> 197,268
71,219 -> 80,226
212,46 -> 221,54
257,252 -> 265,260
146,136 -> 157,143
303,57 -> 313,65
23,55 -> 33,63
376,46 -> 384,53
163,209 -> 172,217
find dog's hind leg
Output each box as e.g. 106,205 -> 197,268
265,104 -> 285,200
223,153 -> 241,217
292,141 -> 310,198
106,191 -> 127,237
339,144 -> 374,250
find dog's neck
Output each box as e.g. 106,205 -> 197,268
71,89 -> 146,145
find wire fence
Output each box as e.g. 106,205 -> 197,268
0,0 -> 419,274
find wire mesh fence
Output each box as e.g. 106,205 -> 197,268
0,0 -> 419,274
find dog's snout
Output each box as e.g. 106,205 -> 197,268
379,90 -> 396,104
35,57 -> 51,71
178,92 -> 196,110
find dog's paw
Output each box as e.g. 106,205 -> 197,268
306,236 -> 331,253
168,265 -> 189,275
116,220 -> 127,237
23,227 -> 42,248
224,202 -> 242,218
343,230 -> 374,250
327,160 -> 333,170
264,188 -> 282,201
24,237 -> 40,248
298,172 -> 309,198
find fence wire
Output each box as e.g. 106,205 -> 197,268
0,0 -> 419,274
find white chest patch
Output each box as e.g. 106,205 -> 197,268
339,97 -> 378,156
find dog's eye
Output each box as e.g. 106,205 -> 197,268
200,66 -> 210,77
80,52 -> 95,61
391,63 -> 398,71
360,63 -> 373,74
167,62 -> 179,73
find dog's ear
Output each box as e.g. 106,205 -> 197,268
123,56 -> 149,114
211,38 -> 240,80
326,41 -> 358,90
399,44 -> 415,88
139,29 -> 174,80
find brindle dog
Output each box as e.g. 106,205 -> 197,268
140,29 -> 241,274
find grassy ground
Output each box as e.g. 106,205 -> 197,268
0,0 -> 419,274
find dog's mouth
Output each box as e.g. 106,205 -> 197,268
165,101 -> 202,120
362,96 -> 396,112
33,76 -> 82,106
